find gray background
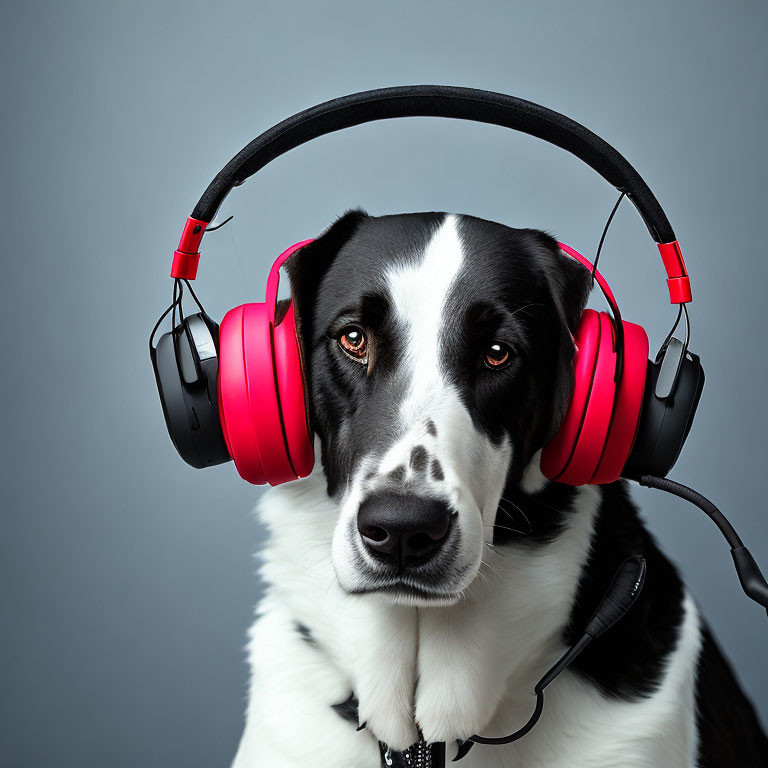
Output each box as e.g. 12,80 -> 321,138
2,1 -> 766,765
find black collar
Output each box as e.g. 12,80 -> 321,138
379,739 -> 449,767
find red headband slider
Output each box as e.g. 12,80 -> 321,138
170,217 -> 209,280
657,241 -> 692,304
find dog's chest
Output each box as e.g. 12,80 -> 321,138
249,475 -> 700,768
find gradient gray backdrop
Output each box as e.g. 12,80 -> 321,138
2,1 -> 766,765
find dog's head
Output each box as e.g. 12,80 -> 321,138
285,211 -> 591,605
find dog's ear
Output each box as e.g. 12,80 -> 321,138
546,243 -> 593,333
527,231 -> 593,441
284,208 -> 368,359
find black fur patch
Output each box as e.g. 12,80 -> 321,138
564,481 -> 685,699
430,459 -> 444,481
388,465 -> 405,483
295,622 -> 318,648
409,446 -> 428,473
286,210 -> 446,497
441,217 -> 591,476
493,479 -> 575,546
426,419 -> 437,436
331,691 -> 360,726
695,624 -> 768,765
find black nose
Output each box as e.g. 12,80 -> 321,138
357,493 -> 452,567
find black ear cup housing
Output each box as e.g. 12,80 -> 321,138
151,312 -> 231,469
623,342 -> 705,479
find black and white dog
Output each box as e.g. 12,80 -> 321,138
231,211 -> 767,767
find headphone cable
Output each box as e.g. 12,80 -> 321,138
183,279 -> 206,314
657,303 -> 691,363
591,191 -> 625,284
148,288 -> 184,353
638,475 -> 768,617
172,278 -> 182,328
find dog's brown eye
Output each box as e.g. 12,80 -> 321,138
484,342 -> 511,369
339,326 -> 368,362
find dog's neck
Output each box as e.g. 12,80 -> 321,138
256,452 -> 602,748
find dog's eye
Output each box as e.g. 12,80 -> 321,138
339,326 -> 368,363
484,342 -> 511,369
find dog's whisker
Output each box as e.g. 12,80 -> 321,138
302,549 -> 335,570
484,543 -> 509,558
305,554 -> 333,571
481,561 -> 507,584
474,566 -> 492,599
484,522 -> 530,537
499,496 -> 533,527
496,497 -> 533,535
322,574 -> 338,601
508,301 -> 545,319
517,491 -> 577,519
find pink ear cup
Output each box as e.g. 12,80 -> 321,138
555,311 -> 619,485
217,240 -> 316,486
541,309 -> 602,481
541,310 -> 650,486
272,301 -> 314,478
218,303 -> 297,486
241,303 -> 299,486
541,242 -> 651,486
590,320 -> 648,484
218,304 -> 267,485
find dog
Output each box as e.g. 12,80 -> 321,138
230,211 -> 768,767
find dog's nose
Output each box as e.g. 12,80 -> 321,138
357,493 -> 452,567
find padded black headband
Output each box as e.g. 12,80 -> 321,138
191,85 -> 675,244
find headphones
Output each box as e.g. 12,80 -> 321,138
150,85 -> 705,488
151,86 -> 768,758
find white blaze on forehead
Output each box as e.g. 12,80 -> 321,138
380,214 -> 510,519
384,215 -> 464,410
